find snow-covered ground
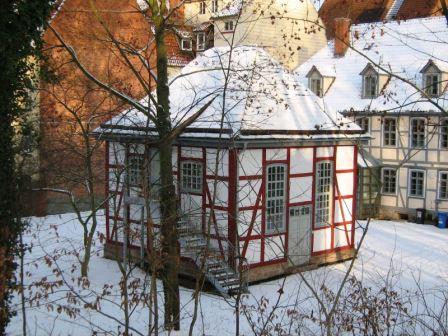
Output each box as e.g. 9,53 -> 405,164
7,212 -> 448,335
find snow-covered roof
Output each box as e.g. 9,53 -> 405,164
96,46 -> 364,141
296,17 -> 448,114
211,0 -> 242,19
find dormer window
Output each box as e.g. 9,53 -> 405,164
224,21 -> 234,32
420,60 -> 446,98
363,74 -> 378,98
305,66 -> 335,98
181,38 -> 192,51
196,32 -> 206,51
424,73 -> 440,96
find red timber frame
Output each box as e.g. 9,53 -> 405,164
104,142 -> 358,268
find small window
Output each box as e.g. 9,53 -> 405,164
211,0 -> 218,13
224,21 -> 234,32
409,170 -> 425,198
128,155 -> 145,187
440,119 -> 448,149
199,1 -> 206,14
181,38 -> 192,51
196,32 -> 206,51
310,77 -> 323,97
382,168 -> 397,194
315,161 -> 333,228
181,161 -> 203,193
410,118 -> 426,148
439,171 -> 448,200
424,73 -> 440,97
383,118 -> 397,147
356,117 -> 370,133
266,164 -> 286,233
363,74 -> 378,98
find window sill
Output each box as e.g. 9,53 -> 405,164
408,195 -> 425,199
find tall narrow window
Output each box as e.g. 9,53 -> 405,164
363,75 -> 378,98
211,0 -> 218,13
382,168 -> 397,194
266,165 -> 286,233
424,73 -> 440,96
315,161 -> 333,228
310,77 -> 323,97
181,161 -> 203,193
356,117 -> 370,133
439,171 -> 448,200
128,154 -> 145,187
199,1 -> 206,14
410,118 -> 426,148
383,118 -> 397,146
409,170 -> 425,197
440,119 -> 448,148
196,32 -> 206,51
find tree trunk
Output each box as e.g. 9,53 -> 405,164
154,26 -> 180,331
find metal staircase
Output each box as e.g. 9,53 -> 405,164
385,0 -> 405,21
177,219 -> 244,297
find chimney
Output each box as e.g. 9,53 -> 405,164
334,18 -> 351,57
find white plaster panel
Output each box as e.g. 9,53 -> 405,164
428,150 -> 438,163
109,169 -> 124,192
312,228 -> 332,252
207,180 -> 229,207
336,172 -> 354,197
237,210 -> 262,237
205,209 -> 228,236
336,146 -> 354,171
425,191 -> 437,210
334,224 -> 352,248
238,149 -> 263,176
264,235 -> 285,261
381,195 -> 397,207
180,194 -> 202,218
206,148 -> 229,177
289,176 -> 313,203
266,148 -> 287,161
409,150 -> 425,162
181,146 -> 203,159
397,190 -> 405,208
382,148 -> 397,160
316,146 -> 334,158
290,148 -> 313,174
334,198 -> 353,223
240,239 -> 261,264
427,169 -> 437,190
109,142 -> 125,165
238,179 -> 262,208
408,197 -> 424,209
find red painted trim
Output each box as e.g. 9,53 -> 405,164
261,149 -> 266,263
108,164 -> 124,169
310,147 -> 317,253
202,147 -> 207,233
316,156 -> 334,161
330,146 -> 337,250
228,148 -> 237,265
285,148 -> 291,258
179,156 -> 203,162
204,204 -> 228,211
336,169 -> 355,174
177,145 -> 181,200
239,205 -> 259,211
311,244 -> 353,256
239,175 -> 262,180
288,201 -> 313,207
265,159 -> 288,164
239,232 -> 285,240
335,173 -> 351,247
289,172 -> 313,178
105,141 -> 110,241
334,221 -> 353,227
205,175 -> 228,181
245,257 -> 287,269
351,145 -> 358,247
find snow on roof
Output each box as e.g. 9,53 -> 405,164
296,16 -> 448,114
211,0 -> 242,19
97,46 -> 363,141
173,27 -> 193,39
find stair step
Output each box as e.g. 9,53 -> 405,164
220,279 -> 240,288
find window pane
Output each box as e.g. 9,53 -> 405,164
181,162 -> 203,192
410,170 -> 425,197
266,165 -> 286,232
411,119 -> 425,148
315,162 -> 333,227
440,172 -> 448,199
382,168 -> 397,194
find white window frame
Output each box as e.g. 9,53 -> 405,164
381,167 -> 397,195
265,164 -> 287,233
363,74 -> 378,98
438,171 -> 448,200
181,38 -> 192,51
314,161 -> 333,228
211,0 -> 218,13
424,72 -> 440,97
181,161 -> 203,193
440,118 -> 448,149
383,117 -> 397,147
128,154 -> 145,187
196,32 -> 206,51
199,1 -> 206,14
410,118 -> 426,149
309,77 -> 323,97
408,169 -> 426,198
224,20 -> 234,32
